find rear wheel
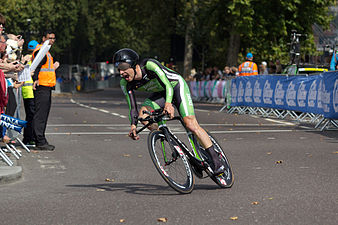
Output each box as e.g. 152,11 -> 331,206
207,132 -> 234,188
148,130 -> 195,194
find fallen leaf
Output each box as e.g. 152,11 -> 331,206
268,197 -> 273,200
267,152 -> 272,155
105,178 -> 111,182
230,216 -> 238,220
276,160 -> 283,164
251,201 -> 259,205
138,155 -> 143,158
229,128 -> 233,131
96,189 -> 105,192
119,219 -> 125,223
123,154 -> 131,157
157,217 -> 168,222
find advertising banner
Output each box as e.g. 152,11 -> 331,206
230,72 -> 338,119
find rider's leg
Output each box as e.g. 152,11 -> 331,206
183,115 -> 224,174
173,78 -> 224,174
183,115 -> 211,148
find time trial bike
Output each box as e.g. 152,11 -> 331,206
136,109 -> 234,194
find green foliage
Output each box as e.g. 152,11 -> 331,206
0,0 -> 335,67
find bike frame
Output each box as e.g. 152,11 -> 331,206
137,114 -> 208,171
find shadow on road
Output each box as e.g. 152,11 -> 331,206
66,182 -> 219,195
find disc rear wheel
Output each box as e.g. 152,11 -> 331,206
207,132 -> 234,188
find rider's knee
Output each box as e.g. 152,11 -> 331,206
184,117 -> 200,133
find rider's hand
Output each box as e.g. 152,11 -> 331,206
164,102 -> 175,119
128,125 -> 140,140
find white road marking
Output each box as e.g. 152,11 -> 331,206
37,159 -> 66,170
46,129 -> 295,135
70,98 -> 126,118
263,118 -> 295,126
47,123 -> 296,127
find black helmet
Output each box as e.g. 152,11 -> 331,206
113,48 -> 139,69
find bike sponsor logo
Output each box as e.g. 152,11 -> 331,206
253,80 -> 262,103
297,81 -> 307,108
274,80 -> 285,105
237,81 -> 244,103
286,81 -> 297,107
244,80 -> 253,103
334,79 -> 338,113
263,80 -> 273,104
219,178 -> 227,186
160,166 -> 169,177
174,146 -> 184,156
308,80 -> 317,108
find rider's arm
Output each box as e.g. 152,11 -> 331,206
120,79 -> 138,126
145,60 -> 174,103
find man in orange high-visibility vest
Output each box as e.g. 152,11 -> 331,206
238,52 -> 258,76
32,30 -> 59,151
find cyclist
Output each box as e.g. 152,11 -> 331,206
113,48 -> 225,175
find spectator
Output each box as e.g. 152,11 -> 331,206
275,59 -> 282,74
230,66 -> 238,76
21,40 -> 39,145
222,66 -> 231,79
238,52 -> 258,76
330,50 -> 338,70
268,61 -> 276,74
210,66 -> 222,80
259,61 -> 269,74
32,30 -> 60,151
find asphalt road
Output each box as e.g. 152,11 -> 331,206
0,88 -> 337,225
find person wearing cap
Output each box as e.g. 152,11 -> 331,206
259,61 -> 269,74
238,52 -> 258,76
21,40 -> 39,145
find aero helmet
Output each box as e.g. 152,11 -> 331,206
28,40 -> 39,50
113,48 -> 139,70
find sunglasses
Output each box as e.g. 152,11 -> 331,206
116,62 -> 131,71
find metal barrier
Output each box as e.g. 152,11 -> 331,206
188,73 -> 338,130
0,115 -> 31,166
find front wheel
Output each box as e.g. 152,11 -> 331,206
148,130 -> 195,194
207,132 -> 234,188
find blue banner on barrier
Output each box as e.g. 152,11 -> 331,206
230,72 -> 338,119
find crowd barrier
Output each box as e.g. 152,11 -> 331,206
189,78 -> 232,107
0,114 -> 31,166
230,72 -> 338,130
188,73 -> 338,130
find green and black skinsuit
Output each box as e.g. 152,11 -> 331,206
120,58 -> 194,126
